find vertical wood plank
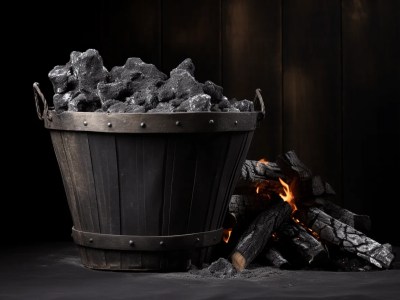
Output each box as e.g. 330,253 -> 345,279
100,0 -> 162,68
222,0 -> 282,160
162,0 -> 221,83
282,0 -> 342,202
342,0 -> 400,244
88,133 -> 121,268
61,131 -> 106,267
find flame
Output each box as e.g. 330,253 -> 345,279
222,228 -> 232,243
256,186 -> 260,194
278,178 -> 297,212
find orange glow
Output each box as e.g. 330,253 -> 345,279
278,178 -> 297,212
256,186 -> 260,194
258,158 -> 269,166
222,228 -> 232,243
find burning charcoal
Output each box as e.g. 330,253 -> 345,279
48,64 -> 71,94
97,80 -> 134,103
264,247 -> 292,269
294,207 -> 395,269
203,80 -> 223,103
68,93 -> 101,112
233,99 -> 254,112
277,220 -> 328,267
70,49 -> 108,92
170,58 -> 195,77
314,198 -> 371,233
239,160 -> 285,184
175,94 -> 211,112
53,91 -> 76,113
148,102 -> 174,113
231,199 -> 292,272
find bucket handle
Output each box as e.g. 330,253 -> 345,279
254,88 -> 265,120
33,82 -> 50,121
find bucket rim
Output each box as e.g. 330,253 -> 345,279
43,109 -> 263,133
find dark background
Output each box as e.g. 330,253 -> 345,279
3,0 -> 399,245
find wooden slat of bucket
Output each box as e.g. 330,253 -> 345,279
88,133 -> 121,269
162,135 -> 197,235
185,133 -> 230,233
61,131 -> 106,268
116,134 -> 167,269
50,131 -> 88,265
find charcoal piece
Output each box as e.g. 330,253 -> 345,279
276,150 -> 315,202
228,194 -> 269,226
175,94 -> 211,112
48,64 -> 71,94
157,87 -> 175,102
112,57 -> 167,82
127,85 -> 158,110
314,198 -> 371,233
101,99 -> 121,111
163,64 -> 203,100
148,102 -> 174,113
218,98 -> 231,109
222,107 -> 240,112
233,99 -> 254,112
239,160 -> 285,183
170,58 -> 195,77
210,104 -> 221,112
311,176 -> 336,197
203,80 -> 223,103
170,98 -> 184,107
277,220 -> 328,266
264,247 -> 292,269
53,91 -> 76,113
124,103 -> 146,113
97,80 -> 134,103
294,207 -> 395,269
70,49 -> 108,92
68,93 -> 101,112
231,199 -> 292,272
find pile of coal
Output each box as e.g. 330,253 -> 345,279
49,49 -> 254,113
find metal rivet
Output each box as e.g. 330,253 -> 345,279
159,241 -> 165,246
140,122 -> 146,128
209,119 -> 214,125
89,238 -> 93,243
129,240 -> 134,246
234,120 -> 238,125
195,237 -> 200,243
107,122 -> 112,127
175,121 -> 181,126
83,121 -> 88,126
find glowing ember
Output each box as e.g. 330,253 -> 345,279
278,178 -> 297,212
258,158 -> 269,166
222,228 -> 232,243
256,186 -> 260,194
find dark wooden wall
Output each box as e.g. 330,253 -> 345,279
3,0 -> 399,245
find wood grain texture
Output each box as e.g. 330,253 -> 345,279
282,0 -> 342,203
342,0 -> 400,244
222,0 -> 282,160
162,0 -> 221,83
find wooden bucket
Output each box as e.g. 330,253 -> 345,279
33,83 -> 264,271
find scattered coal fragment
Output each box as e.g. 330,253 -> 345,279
192,258 -> 237,279
49,49 -> 253,113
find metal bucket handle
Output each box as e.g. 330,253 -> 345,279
254,88 -> 265,121
33,82 -> 50,121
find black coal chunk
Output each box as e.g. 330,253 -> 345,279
98,80 -> 134,103
106,102 -> 145,113
233,99 -> 254,112
48,64 -> 71,94
68,93 -> 101,112
53,91 -> 76,112
110,57 -> 167,82
175,94 -> 211,112
203,80 -> 223,103
170,58 -> 195,77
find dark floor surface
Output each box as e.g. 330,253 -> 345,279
1,242 -> 399,300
